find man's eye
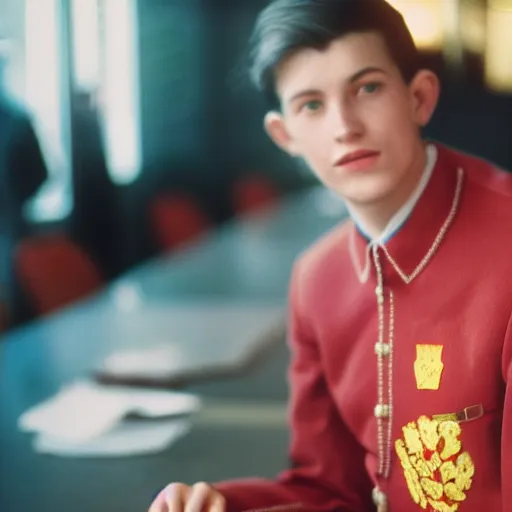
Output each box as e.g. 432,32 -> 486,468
359,82 -> 382,94
302,100 -> 323,112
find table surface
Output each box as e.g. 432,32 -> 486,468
0,187 -> 347,512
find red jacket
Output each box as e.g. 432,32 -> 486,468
215,144 -> 512,511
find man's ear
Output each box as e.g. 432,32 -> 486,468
409,69 -> 440,127
264,111 -> 298,156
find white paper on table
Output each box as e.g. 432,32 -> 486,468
101,345 -> 193,380
18,380 -> 201,443
34,418 -> 191,458
106,384 -> 202,418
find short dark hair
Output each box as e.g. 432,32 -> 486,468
248,0 -> 420,109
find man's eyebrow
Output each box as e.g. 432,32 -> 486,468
348,66 -> 386,82
285,67 -> 386,105
287,89 -> 322,105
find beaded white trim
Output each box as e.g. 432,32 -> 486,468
372,245 -> 394,479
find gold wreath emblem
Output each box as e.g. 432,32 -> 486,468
395,416 -> 474,511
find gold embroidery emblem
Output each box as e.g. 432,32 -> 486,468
395,416 -> 475,511
414,345 -> 444,390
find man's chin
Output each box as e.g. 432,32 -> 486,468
334,186 -> 395,208
330,172 -> 392,197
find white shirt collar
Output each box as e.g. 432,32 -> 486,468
349,144 -> 438,244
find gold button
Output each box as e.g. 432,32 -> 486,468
374,404 -> 390,418
374,343 -> 391,356
372,486 -> 388,507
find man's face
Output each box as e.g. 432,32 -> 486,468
265,32 -> 438,207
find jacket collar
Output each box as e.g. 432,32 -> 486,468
349,143 -> 464,285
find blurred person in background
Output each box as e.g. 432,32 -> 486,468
69,89 -> 120,279
0,36 -> 48,326
149,0 -> 512,510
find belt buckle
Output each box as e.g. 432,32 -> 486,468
456,404 -> 484,423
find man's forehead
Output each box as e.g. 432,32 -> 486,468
275,33 -> 396,98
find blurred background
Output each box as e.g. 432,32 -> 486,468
1,2 -> 512,511
0,0 -> 511,328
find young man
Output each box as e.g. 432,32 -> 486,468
149,1 -> 512,510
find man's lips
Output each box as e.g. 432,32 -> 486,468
335,149 -> 380,166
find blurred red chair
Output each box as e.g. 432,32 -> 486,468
231,174 -> 279,215
150,193 -> 211,251
15,234 -> 104,316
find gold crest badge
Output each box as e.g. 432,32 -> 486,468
395,416 -> 474,511
414,345 -> 444,390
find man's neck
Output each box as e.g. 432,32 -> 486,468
348,142 -> 428,240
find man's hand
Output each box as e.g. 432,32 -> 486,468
149,482 -> 226,512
